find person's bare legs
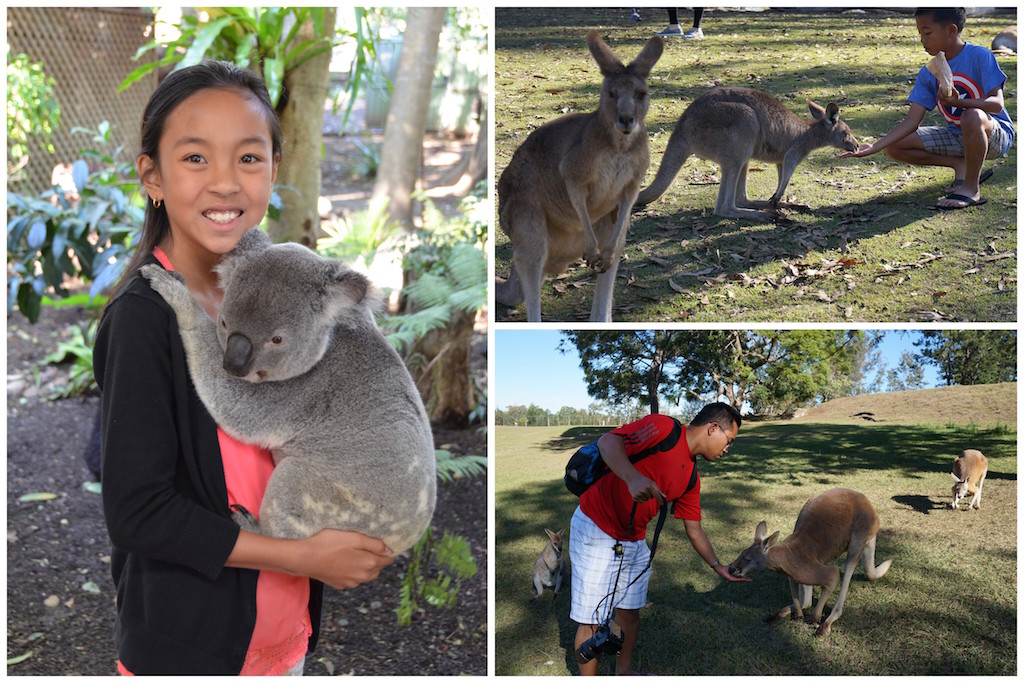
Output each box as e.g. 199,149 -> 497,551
937,109 -> 996,207
613,608 -> 641,675
575,623 -> 601,675
885,130 -> 961,177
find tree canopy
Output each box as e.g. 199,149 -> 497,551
916,330 -> 1017,386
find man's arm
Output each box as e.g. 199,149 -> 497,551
597,432 -> 664,502
683,518 -> 751,583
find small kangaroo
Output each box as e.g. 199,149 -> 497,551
496,29 -> 664,322
531,528 -> 565,600
728,488 -> 892,638
951,449 -> 989,510
636,86 -> 859,220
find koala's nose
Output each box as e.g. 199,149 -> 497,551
223,333 -> 253,377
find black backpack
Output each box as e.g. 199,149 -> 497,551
564,418 -> 696,497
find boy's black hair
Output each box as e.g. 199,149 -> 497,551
690,402 -> 742,430
915,8 -> 967,34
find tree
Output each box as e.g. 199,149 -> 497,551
885,350 -> 926,392
916,330 -> 1017,386
268,8 -> 336,246
369,7 -> 446,229
561,330 -> 690,415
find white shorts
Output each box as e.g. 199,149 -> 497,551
568,506 -> 651,625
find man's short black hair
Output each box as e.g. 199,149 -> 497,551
915,8 -> 967,34
690,402 -> 742,430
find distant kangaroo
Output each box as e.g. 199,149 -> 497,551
729,488 -> 892,638
496,29 -> 664,322
636,86 -> 859,220
951,449 -> 988,510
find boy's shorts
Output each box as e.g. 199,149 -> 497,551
918,124 -> 1011,159
568,506 -> 651,624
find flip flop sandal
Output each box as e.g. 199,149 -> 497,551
936,193 -> 988,210
946,168 -> 994,195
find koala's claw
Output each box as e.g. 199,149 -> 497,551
231,504 -> 262,533
139,264 -> 199,328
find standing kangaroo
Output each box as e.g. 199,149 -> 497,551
496,30 -> 664,322
951,449 -> 989,510
636,86 -> 859,220
728,488 -> 892,638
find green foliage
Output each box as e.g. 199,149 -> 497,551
434,449 -> 487,483
41,319 -> 100,399
121,7 -> 378,127
315,201 -> 398,266
397,526 -> 479,626
7,122 -> 142,323
6,48 -> 61,183
915,330 -> 1017,386
382,186 -> 488,351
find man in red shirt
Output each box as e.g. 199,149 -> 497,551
569,402 -> 750,675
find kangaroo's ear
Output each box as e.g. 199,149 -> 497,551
754,520 -> 768,543
586,29 -> 626,76
825,102 -> 841,125
628,35 -> 665,79
761,531 -> 780,551
807,99 -> 827,121
951,472 -> 962,482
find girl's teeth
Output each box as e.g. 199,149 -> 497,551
205,211 -> 241,224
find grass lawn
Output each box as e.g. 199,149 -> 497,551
493,385 -> 1017,675
494,8 -> 1017,322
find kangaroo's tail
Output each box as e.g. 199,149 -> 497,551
495,264 -> 524,307
636,120 -> 693,207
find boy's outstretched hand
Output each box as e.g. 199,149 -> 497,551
839,142 -> 877,159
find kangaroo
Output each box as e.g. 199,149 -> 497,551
531,527 -> 565,600
728,488 -> 892,638
636,86 -> 859,220
496,29 -> 664,322
951,449 -> 989,510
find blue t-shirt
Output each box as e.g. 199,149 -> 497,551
908,42 -> 1014,152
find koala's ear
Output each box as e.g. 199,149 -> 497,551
324,264 -> 373,320
216,229 -> 272,291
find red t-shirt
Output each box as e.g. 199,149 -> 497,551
579,414 -> 701,541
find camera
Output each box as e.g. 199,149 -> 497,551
576,620 -> 624,662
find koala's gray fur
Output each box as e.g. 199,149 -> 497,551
140,228 -> 436,553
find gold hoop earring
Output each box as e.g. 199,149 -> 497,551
153,198 -> 162,209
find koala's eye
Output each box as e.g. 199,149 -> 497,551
220,320 -> 227,328
271,335 -> 283,345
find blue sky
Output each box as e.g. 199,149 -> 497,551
495,329 -> 940,412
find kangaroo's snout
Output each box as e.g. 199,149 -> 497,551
617,114 -> 636,133
223,333 -> 254,377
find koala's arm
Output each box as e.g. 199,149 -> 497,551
95,286 -> 240,580
140,265 -> 293,447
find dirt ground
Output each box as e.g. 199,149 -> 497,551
6,129 -> 488,675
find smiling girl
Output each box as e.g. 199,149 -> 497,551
94,61 -> 393,675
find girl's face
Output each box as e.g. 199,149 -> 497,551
140,87 -> 279,259
915,14 -> 957,56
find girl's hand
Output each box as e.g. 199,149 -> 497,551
299,529 -> 394,590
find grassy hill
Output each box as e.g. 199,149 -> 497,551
494,384 -> 1017,675
791,382 -> 1016,427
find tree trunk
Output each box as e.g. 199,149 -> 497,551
268,7 -> 336,247
414,309 -> 476,427
431,89 -> 487,197
369,7 -> 446,230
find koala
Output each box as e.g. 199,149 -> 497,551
139,228 -> 436,553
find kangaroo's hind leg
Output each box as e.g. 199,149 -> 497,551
816,534 -> 871,637
715,158 -> 773,221
507,210 -> 549,323
970,472 -> 986,509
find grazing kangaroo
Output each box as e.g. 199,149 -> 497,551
636,86 -> 859,220
531,527 -> 565,600
728,488 -> 892,638
951,449 -> 989,510
496,29 -> 664,322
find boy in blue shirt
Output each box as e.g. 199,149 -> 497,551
841,8 -> 1013,210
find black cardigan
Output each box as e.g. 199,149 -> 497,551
94,255 -> 323,674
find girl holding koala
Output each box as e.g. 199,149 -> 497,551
94,61 -> 393,675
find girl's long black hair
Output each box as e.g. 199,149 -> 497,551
111,60 -> 282,296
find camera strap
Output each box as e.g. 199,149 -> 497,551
596,498 -> 669,625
